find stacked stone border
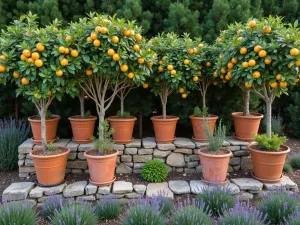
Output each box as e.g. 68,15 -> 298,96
18,136 -> 253,178
2,176 -> 297,208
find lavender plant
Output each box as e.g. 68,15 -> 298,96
154,195 -> 173,216
0,119 -> 30,171
259,189 -> 300,224
218,201 -> 267,225
41,195 -> 65,220
95,195 -> 121,221
196,185 -> 235,217
0,202 -> 36,225
285,210 -> 300,225
290,155 -> 300,169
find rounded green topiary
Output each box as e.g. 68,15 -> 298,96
141,160 -> 168,182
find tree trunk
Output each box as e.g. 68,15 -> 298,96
265,100 -> 272,138
243,89 -> 250,116
79,96 -> 85,118
98,106 -> 105,141
202,89 -> 206,109
162,102 -> 167,119
120,92 -> 124,118
40,108 -> 47,152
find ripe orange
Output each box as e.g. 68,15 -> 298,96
252,71 -> 261,79
64,48 -> 70,54
112,53 -> 120,61
129,30 -> 135,36
167,65 -> 174,71
133,44 -> 140,51
269,82 -> 278,88
123,30 -> 130,36
296,60 -> 300,67
35,59 -> 43,67
237,29 -> 243,35
181,93 -> 187,99
290,48 -> 299,56
248,59 -> 256,67
21,77 -> 29,85
254,45 -> 262,53
27,58 -> 34,64
237,37 -> 243,41
242,62 -> 249,68
213,81 -> 218,86
95,26 -> 102,32
294,78 -> 299,83
258,50 -> 267,57
245,82 -> 253,89
128,72 -> 134,79
71,49 -> 79,57
138,57 -> 144,64
288,63 -> 292,68
13,71 -> 20,78
221,68 -> 226,74
264,58 -> 272,65
23,49 -> 31,57
280,81 -> 288,88
264,26 -> 271,34
60,58 -> 69,67
90,32 -> 98,40
87,37 -> 92,42
198,43 -> 204,48
158,60 -> 163,65
135,34 -> 142,41
100,27 -> 107,34
206,62 -> 212,67
112,36 -> 119,44
217,38 -> 222,43
240,47 -> 247,55
231,58 -> 238,64
0,55 -> 6,60
193,76 -> 199,82
158,66 -> 164,72
184,59 -> 190,65
179,88 -> 184,93
227,62 -> 234,70
107,49 -> 115,56
47,90 -> 52,96
225,73 -> 232,80
0,64 -> 5,72
220,75 -> 224,79
276,74 -> 282,80
213,72 -> 218,77
65,35 -> 71,42
248,20 -> 256,28
147,62 -> 153,67
142,83 -> 148,89
34,93 -> 39,99
56,70 -> 63,76
170,69 -> 176,76
187,49 -> 194,55
85,69 -> 92,76
31,52 -> 40,60
120,64 -> 128,72
58,46 -> 65,54
20,54 -> 27,61
36,43 -> 45,51
93,39 -> 101,47
193,48 -> 199,54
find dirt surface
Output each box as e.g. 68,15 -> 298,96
33,147 -> 68,156
86,149 -> 118,156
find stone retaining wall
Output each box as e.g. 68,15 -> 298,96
18,137 -> 253,178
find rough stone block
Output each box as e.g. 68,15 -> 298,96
174,138 -> 195,149
78,143 -> 94,151
63,181 -> 87,197
263,176 -> 298,190
226,137 -> 250,146
138,148 -> 153,155
153,149 -> 171,158
77,152 -> 86,160
168,180 -> 190,194
231,178 -> 263,192
233,150 -> 250,157
124,148 -> 138,155
125,139 -> 141,148
52,139 -> 70,147
85,183 -> 98,195
187,161 -> 198,168
116,163 -> 132,174
25,159 -> 34,167
98,185 -> 111,195
133,155 -> 152,163
142,137 -> 156,148
189,154 -> 200,161
229,157 -> 241,165
157,143 -> 176,151
174,148 -> 193,154
166,153 -> 185,167
67,141 -> 79,152
146,182 -> 173,199
121,155 -> 132,162
68,153 -> 77,160
2,182 -> 35,201
19,167 -> 35,173
112,144 -> 125,151
18,160 -> 24,167
241,156 -> 253,171
18,139 -> 34,154
184,168 -> 195,173
113,181 -> 133,194
133,184 -> 146,194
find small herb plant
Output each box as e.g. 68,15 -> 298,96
84,110 -> 92,118
47,143 -> 57,151
193,106 -> 209,117
93,119 -> 115,154
204,120 -> 226,152
290,155 -> 300,169
116,110 -> 131,118
255,133 -> 287,151
141,160 -> 168,182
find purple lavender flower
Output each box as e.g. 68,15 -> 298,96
285,210 -> 300,225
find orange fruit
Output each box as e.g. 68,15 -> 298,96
213,72 -> 218,77
13,71 -> 20,78
225,73 -> 232,80
58,46 -> 65,54
0,55 -> 6,60
252,71 -> 261,79
269,82 -> 278,88
179,88 -> 184,93
264,26 -> 271,34
217,38 -> 222,43
213,81 -> 218,86
31,52 -> 40,60
90,32 -> 98,40
248,20 -> 256,28
193,48 -> 199,54
71,49 -> 79,57
258,50 -> 267,57
0,65 -> 5,72
280,81 -> 288,88
158,66 -> 164,72
64,48 -> 70,54
254,45 -> 262,53
138,57 -> 144,64
288,63 -> 292,68
129,30 -> 135,36
240,47 -> 247,54
248,59 -> 256,67
290,48 -> 299,56
27,58 -> 34,64
111,36 -> 119,44
296,60 -> 300,67
158,60 -> 163,65
65,35 -> 71,42
95,26 -> 102,32
184,59 -> 190,65
187,49 -> 194,55
221,68 -> 227,74
237,37 -> 243,41
107,49 -> 115,56
47,90 -> 52,96
56,70 -> 63,76
231,58 -> 238,64
264,58 -> 272,65
162,56 -> 167,61
87,37 -> 92,42
135,34 -> 142,41
100,27 -> 107,34
294,78 -> 299,83
276,74 -> 282,80
245,82 -> 253,89
60,58 -> 68,67
23,49 -> 31,57
198,43 -> 204,48
85,69 -> 92,76
147,62 -> 153,67
170,69 -> 176,75
220,75 -> 224,79
242,62 -> 249,68
133,44 -> 140,51
34,59 -> 43,67
206,62 -> 212,67
128,72 -> 134,79
21,77 -> 29,85
181,93 -> 187,98
93,39 -> 101,47
123,30 -> 130,36
33,93 -> 39,99
120,64 -> 128,72
237,29 -> 243,35
36,43 -> 45,51
142,83 -> 148,89
193,76 -> 199,82
112,53 -> 120,61
20,54 -> 27,61
167,65 -> 174,71
227,62 -> 234,70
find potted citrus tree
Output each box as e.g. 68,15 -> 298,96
149,33 -> 201,143
0,14 -> 78,186
221,17 -> 300,182
71,14 -> 153,185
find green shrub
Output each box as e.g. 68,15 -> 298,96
0,202 -> 36,225
95,196 -> 121,221
50,203 -> 97,225
290,155 -> 300,169
196,186 -> 235,217
116,111 -> 131,118
259,190 -> 300,224
170,206 -> 212,225
287,91 -> 300,139
255,133 -> 287,151
284,163 -> 293,173
204,120 -> 226,151
193,106 -> 208,117
0,119 -> 30,171
141,160 -> 168,182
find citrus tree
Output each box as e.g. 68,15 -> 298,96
217,16 -> 300,137
69,13 -> 154,134
0,13 -> 78,151
149,33 -> 203,119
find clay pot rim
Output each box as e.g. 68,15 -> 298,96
248,143 -> 290,154
232,112 -> 264,119
84,148 -> 119,159
28,115 -> 61,122
198,147 -> 232,158
29,146 -> 70,159
68,115 -> 97,121
108,116 -> 137,121
150,115 -> 179,121
189,114 -> 218,120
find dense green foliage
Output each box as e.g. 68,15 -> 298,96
290,155 -> 300,169
283,163 -> 293,173
255,133 -> 287,151
193,106 -> 208,117
0,202 -> 36,225
204,120 -> 226,151
141,160 -> 168,182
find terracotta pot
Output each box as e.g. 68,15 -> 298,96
151,115 -> 179,143
84,149 -> 119,186
108,116 -> 137,144
69,115 -> 97,144
198,148 -> 232,184
232,112 -> 263,141
248,143 -> 290,183
30,147 -> 70,186
28,115 -> 60,144
190,115 -> 218,142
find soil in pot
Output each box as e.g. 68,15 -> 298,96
30,146 -> 70,186
232,112 -> 263,141
198,148 -> 232,184
69,115 -> 97,144
108,116 -> 137,144
190,115 -> 218,142
151,115 -> 179,144
28,115 -> 60,144
248,143 -> 290,183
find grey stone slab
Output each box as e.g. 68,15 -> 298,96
19,173 -> 29,178
113,181 -> 133,194
125,193 -> 142,199
116,163 -> 132,174
18,154 -> 26,160
238,192 -> 254,201
52,139 -> 71,147
233,150 -> 250,156
226,146 -> 241,152
184,168 -> 196,173
19,167 -> 36,173
76,195 -> 96,201
189,154 -> 200,161
229,157 -> 241,166
71,169 -> 83,174
121,155 -> 132,162
142,137 -> 156,148
174,148 -> 193,154
133,155 -> 152,163
125,139 -> 141,148
85,183 -> 98,195
18,160 -> 24,167
241,156 -> 253,171
112,144 -> 125,151
29,183 -> 67,198
124,162 -> 133,167
67,160 -> 87,169
231,178 -> 263,192
226,137 -> 250,146
153,149 -> 171,158
13,199 -> 37,208
18,139 -> 34,154
78,143 -> 94,151
174,138 -> 196,149
77,152 -> 86,160
263,176 -> 298,190
25,159 -> 34,167
124,148 -> 138,155
225,182 -> 240,194
2,182 -> 35,201
98,185 -> 111,195
67,141 -> 79,152
166,153 -> 185,167
187,161 -> 199,168
133,184 -> 147,194
146,182 -> 174,199
133,163 -> 145,169
190,180 -> 213,194
63,181 -> 87,197
138,148 -> 154,155
157,143 -> 176,151
68,153 -> 77,160
193,141 -> 209,148
168,180 -> 190,194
